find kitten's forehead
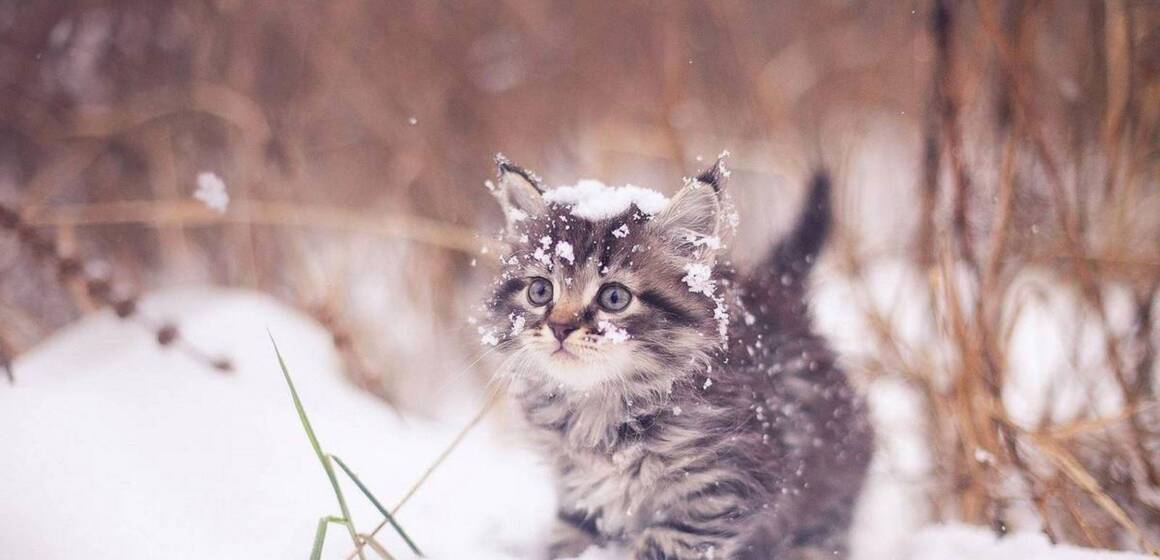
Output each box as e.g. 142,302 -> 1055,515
507,204 -> 655,280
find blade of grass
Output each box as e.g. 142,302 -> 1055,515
346,390 -> 502,560
270,332 -> 367,560
331,454 -> 424,557
358,534 -> 397,560
312,516 -> 347,560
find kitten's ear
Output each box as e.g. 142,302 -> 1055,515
692,154 -> 729,194
649,157 -> 727,257
489,154 -> 546,229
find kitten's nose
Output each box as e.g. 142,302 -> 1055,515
548,323 -> 578,342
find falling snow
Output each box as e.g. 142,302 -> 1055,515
193,172 -> 229,214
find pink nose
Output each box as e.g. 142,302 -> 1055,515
548,323 -> 578,342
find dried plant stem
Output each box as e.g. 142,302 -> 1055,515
345,390 -> 503,560
22,199 -> 486,256
1030,434 -> 1160,555
0,202 -> 232,373
977,0 -> 1160,499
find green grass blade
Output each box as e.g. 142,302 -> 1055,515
269,333 -> 367,560
311,516 -> 347,560
331,454 -> 424,557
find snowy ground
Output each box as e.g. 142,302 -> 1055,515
0,288 -> 1150,560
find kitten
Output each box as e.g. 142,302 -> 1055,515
481,155 -> 873,560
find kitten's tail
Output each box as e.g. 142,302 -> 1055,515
756,170 -> 832,322
771,170 -> 831,283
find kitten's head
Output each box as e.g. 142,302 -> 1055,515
481,156 -> 730,394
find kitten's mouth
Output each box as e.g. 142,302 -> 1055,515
550,345 -> 579,360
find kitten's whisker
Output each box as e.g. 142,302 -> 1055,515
429,343 -> 504,399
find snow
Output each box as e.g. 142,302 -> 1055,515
0,288 -> 554,560
681,263 -> 715,296
532,246 -> 552,266
509,313 -> 526,336
542,179 -> 669,221
684,232 -> 721,250
611,224 -> 630,238
554,241 -> 575,264
1,288 -> 1152,560
907,525 -> 1150,560
597,320 -> 629,344
193,171 -> 229,213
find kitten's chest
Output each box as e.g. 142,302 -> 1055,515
556,442 -> 665,537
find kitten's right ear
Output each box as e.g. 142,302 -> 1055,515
488,154 -> 546,229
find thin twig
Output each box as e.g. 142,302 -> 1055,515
22,199 -> 487,256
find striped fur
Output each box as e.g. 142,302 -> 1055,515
482,161 -> 873,559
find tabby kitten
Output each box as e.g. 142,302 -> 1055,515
480,156 -> 873,560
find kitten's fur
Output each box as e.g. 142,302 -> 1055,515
482,157 -> 873,559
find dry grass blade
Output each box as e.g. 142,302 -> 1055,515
345,390 -> 503,560
22,200 -> 488,256
1032,435 -> 1160,555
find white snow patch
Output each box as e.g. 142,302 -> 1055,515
555,241 -> 575,264
907,525 -> 1151,560
684,233 -> 721,250
681,263 -> 716,296
597,320 -> 630,344
532,247 -> 552,267
193,171 -> 229,213
509,313 -> 526,336
542,180 -> 669,221
0,288 -> 555,559
612,224 -> 630,238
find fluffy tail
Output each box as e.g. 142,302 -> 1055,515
772,170 -> 831,283
752,170 -> 832,326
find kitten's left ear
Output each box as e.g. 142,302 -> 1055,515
649,156 -> 728,259
489,154 -> 546,229
654,157 -> 723,236
693,154 -> 729,194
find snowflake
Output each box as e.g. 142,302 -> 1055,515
681,263 -> 716,296
193,172 -> 229,214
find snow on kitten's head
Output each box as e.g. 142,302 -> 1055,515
481,155 -> 730,394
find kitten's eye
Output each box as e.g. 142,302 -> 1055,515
597,283 -> 632,312
527,277 -> 553,306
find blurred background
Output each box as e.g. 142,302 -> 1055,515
1,0 -> 1159,555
